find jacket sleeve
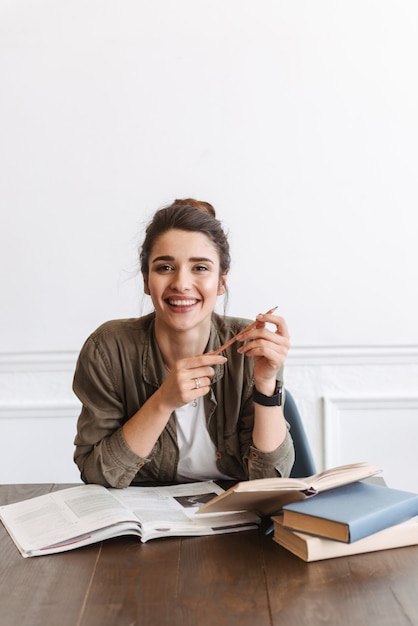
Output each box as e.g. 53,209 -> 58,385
246,431 -> 295,479
73,336 -> 147,488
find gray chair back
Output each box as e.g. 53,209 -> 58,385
284,390 -> 316,478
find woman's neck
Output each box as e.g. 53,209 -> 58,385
154,319 -> 211,370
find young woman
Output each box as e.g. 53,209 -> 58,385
73,198 -> 294,487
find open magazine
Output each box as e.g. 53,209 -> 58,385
0,482 -> 259,558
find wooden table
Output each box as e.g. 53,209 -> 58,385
1,484 -> 417,626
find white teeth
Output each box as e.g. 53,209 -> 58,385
168,299 -> 196,306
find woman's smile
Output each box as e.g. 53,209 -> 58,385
165,297 -> 201,314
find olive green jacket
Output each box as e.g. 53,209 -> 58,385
73,313 -> 294,487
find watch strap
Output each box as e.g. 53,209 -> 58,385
253,380 -> 283,406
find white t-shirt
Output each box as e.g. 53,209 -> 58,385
175,397 -> 233,482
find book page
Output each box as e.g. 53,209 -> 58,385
311,462 -> 381,492
203,463 -> 380,497
197,462 -> 382,515
0,484 -> 136,552
234,477 -> 308,492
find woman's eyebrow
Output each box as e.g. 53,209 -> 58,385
151,255 -> 214,264
189,257 -> 214,264
151,255 -> 174,263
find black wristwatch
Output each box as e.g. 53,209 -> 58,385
253,380 -> 283,406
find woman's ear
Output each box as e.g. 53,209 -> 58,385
143,275 -> 150,296
218,274 -> 227,296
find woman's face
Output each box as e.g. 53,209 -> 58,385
144,229 -> 226,334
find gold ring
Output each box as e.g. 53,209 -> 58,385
194,378 -> 201,389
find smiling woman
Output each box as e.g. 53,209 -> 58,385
73,199 -> 295,487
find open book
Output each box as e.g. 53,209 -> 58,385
0,482 -> 259,558
197,462 -> 382,516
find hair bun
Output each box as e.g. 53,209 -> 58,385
173,198 -> 216,218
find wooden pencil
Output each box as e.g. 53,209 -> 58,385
211,306 -> 278,355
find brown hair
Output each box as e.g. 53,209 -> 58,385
140,198 -> 231,277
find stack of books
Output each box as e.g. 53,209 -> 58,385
271,481 -> 418,562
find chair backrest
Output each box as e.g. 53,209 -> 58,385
283,389 -> 317,478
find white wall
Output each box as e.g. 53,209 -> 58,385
1,1 -> 418,485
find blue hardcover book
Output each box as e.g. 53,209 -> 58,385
281,481 -> 418,543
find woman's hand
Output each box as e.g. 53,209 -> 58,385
236,312 -> 290,393
159,354 -> 227,411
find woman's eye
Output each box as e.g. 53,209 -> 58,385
156,264 -> 174,272
194,265 -> 209,272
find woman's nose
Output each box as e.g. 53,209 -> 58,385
170,268 -> 192,291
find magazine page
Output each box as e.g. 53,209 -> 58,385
0,484 -> 136,553
111,481 -> 225,526
110,481 -> 259,537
